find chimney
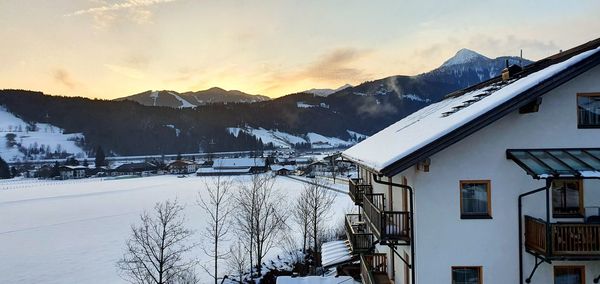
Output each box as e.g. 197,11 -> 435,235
502,59 -> 523,82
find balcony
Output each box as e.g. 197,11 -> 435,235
360,253 -> 392,284
345,214 -> 374,254
363,193 -> 410,245
349,178 -> 372,205
524,215 -> 600,260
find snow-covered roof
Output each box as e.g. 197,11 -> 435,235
321,240 -> 352,268
60,165 -> 87,170
276,276 -> 358,284
212,158 -> 266,168
343,44 -> 600,174
270,165 -> 295,171
196,167 -> 251,174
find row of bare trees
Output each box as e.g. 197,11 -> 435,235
117,174 -> 336,284
292,179 -> 336,265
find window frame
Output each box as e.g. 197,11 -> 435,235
451,266 -> 482,284
577,93 -> 600,129
554,265 -> 585,284
459,180 -> 492,219
551,179 -> 584,219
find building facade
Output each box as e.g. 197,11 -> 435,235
342,39 -> 600,284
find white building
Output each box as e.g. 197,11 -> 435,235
341,38 -> 600,284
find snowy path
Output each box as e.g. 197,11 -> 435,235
0,175 -> 354,284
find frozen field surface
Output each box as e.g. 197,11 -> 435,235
0,175 -> 353,284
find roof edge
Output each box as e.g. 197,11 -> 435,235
379,50 -> 600,177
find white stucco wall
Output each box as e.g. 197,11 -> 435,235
366,64 -> 600,283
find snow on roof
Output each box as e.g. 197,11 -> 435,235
196,167 -> 251,174
321,240 -> 352,268
212,158 -> 266,168
60,165 -> 87,170
270,165 -> 295,171
276,276 -> 357,284
343,46 -> 600,172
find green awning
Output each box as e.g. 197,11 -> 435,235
506,148 -> 600,179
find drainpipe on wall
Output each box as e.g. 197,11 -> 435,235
372,173 -> 416,284
518,180 -> 551,284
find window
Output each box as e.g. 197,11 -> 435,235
577,93 -> 600,128
460,180 -> 491,219
452,266 -> 482,284
554,266 -> 585,284
552,180 -> 583,218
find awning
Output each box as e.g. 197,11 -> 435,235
321,240 -> 354,268
506,148 -> 600,179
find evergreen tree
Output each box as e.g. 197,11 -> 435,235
50,161 -> 60,178
94,146 -> 106,168
0,157 -> 11,179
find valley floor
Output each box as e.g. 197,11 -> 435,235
0,175 -> 353,284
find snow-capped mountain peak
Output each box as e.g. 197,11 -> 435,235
441,48 -> 489,67
304,84 -> 352,97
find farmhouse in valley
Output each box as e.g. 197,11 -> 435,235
167,159 -> 198,174
58,165 -> 86,180
196,157 -> 268,176
340,38 -> 600,284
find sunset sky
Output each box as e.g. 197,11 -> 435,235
1,0 -> 599,99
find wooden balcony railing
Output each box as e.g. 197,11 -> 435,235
363,193 -> 410,244
524,215 -> 600,259
349,178 -> 372,205
345,214 -> 374,254
360,253 -> 391,284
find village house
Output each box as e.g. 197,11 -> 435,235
114,162 -> 158,176
58,165 -> 86,180
167,160 -> 197,174
309,161 -> 328,174
196,157 -> 268,176
340,38 -> 600,284
271,164 -> 295,176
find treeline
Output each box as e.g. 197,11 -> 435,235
0,84 -> 447,157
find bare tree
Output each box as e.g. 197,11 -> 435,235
226,242 -> 248,283
235,174 -> 288,278
117,200 -> 197,284
292,190 -> 311,254
303,179 -> 336,264
197,176 -> 234,284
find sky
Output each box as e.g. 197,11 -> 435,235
1,1 -> 599,99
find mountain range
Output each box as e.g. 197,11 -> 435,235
116,87 -> 269,108
0,49 -> 531,159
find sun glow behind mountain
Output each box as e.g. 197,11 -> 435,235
0,0 -> 599,99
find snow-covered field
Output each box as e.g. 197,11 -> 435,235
0,175 -> 353,284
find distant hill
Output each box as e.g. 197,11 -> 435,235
115,87 -> 270,108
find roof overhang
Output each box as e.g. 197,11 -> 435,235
378,50 -> 600,177
507,148 -> 600,179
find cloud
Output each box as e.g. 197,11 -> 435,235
53,69 -> 76,89
262,48 -> 372,93
68,0 -> 178,16
67,0 -> 178,28
299,48 -> 371,82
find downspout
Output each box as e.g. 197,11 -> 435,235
372,173 -> 416,284
518,181 -> 551,284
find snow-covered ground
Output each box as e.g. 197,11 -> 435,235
0,175 -> 354,284
0,107 -> 86,162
